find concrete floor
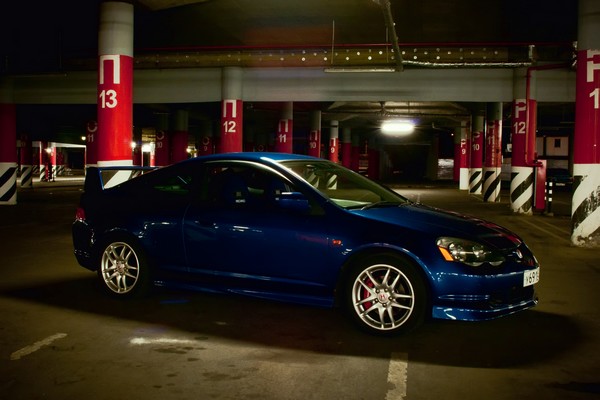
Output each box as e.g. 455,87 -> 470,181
0,179 -> 598,400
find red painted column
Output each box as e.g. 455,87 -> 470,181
469,113 -> 484,194
274,102 -> 293,153
154,113 -> 170,167
341,127 -> 352,168
85,120 -> 98,169
350,132 -> 361,172
220,67 -> 243,153
171,110 -> 189,163
572,0 -> 600,246
456,120 -> 469,190
483,102 -> 503,202
97,2 -> 134,167
19,134 -> 33,188
329,120 -> 339,163
197,120 -> 214,156
0,102 -> 17,204
307,110 -> 321,158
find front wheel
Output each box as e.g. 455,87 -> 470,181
98,238 -> 150,298
345,254 -> 427,335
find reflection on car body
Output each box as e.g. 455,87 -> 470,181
72,152 -> 539,335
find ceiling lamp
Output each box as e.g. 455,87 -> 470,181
381,120 -> 415,135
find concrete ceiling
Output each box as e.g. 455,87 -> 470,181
1,0 -> 579,141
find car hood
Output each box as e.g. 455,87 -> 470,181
351,203 -> 523,250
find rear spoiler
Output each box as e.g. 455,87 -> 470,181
84,166 -> 158,194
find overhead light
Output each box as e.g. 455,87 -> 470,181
381,120 -> 415,135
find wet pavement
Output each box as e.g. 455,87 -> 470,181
0,178 -> 598,400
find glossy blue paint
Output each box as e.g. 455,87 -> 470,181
72,152 -> 539,327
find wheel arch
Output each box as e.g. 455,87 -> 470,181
334,246 -> 433,311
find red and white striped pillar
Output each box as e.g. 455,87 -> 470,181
275,102 -> 293,153
483,102 -> 503,202
510,68 -> 537,215
469,113 -> 484,194
85,120 -> 98,169
457,120 -> 469,190
0,101 -> 17,205
329,120 -> 339,163
572,0 -> 600,246
19,134 -> 33,189
171,109 -> 189,163
307,110 -> 321,158
97,1 -> 134,167
220,67 -> 243,153
341,127 -> 352,168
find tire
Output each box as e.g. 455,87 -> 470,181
97,236 -> 151,298
345,254 -> 427,335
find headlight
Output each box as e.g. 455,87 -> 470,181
436,237 -> 505,267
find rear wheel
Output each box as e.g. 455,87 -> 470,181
98,238 -> 150,297
345,254 -> 427,335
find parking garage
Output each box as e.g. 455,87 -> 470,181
1,1 -> 599,399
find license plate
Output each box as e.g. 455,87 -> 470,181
523,268 -> 540,287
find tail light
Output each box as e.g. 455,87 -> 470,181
75,207 -> 86,221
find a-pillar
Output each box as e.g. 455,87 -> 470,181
0,99 -> 17,205
220,67 -> 243,153
97,1 -> 133,168
197,120 -> 214,156
341,126 -> 352,168
469,113 -> 484,194
307,110 -> 321,158
275,102 -> 293,153
154,113 -> 170,166
510,68 -> 537,215
329,120 -> 339,163
85,120 -> 98,170
19,134 -> 33,189
171,110 -> 189,162
456,120 -> 469,190
572,0 -> 600,246
483,102 -> 503,202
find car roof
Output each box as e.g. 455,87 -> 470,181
177,152 -> 322,166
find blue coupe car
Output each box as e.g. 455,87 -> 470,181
72,152 -> 539,335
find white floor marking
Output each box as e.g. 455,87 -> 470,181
386,352 -> 408,399
10,333 -> 68,360
129,337 -> 197,345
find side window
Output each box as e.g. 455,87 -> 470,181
149,167 -> 192,196
203,163 -> 292,208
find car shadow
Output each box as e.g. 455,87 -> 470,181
0,276 -> 585,369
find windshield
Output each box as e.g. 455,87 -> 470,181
280,160 -> 410,209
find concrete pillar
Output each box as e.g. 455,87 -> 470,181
483,102 -> 503,202
85,120 -> 98,169
351,132 -> 361,172
0,98 -> 17,205
510,68 -> 536,215
154,113 -> 170,167
171,109 -> 189,163
572,0 -> 600,246
220,67 -> 243,153
275,102 -> 293,153
308,110 -> 321,158
197,120 -> 214,156
329,120 -> 339,163
457,120 -> 469,190
19,134 -> 33,188
469,113 -> 484,194
341,126 -> 352,168
97,1 -> 134,167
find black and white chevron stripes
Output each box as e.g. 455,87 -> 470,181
469,168 -> 482,194
571,165 -> 600,246
20,165 -> 33,188
510,166 -> 534,214
483,168 -> 501,202
0,163 -> 17,204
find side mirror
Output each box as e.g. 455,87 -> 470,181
276,191 -> 311,212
